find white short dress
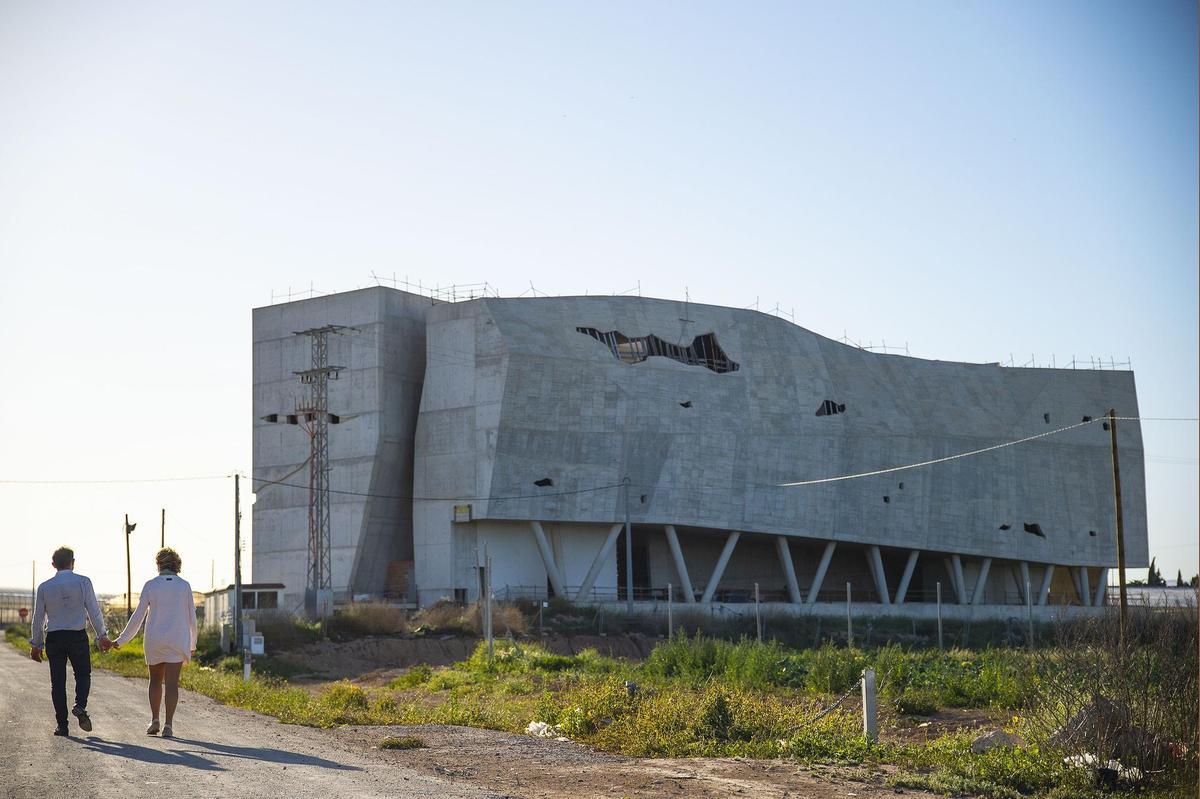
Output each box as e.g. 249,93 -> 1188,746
116,571 -> 198,665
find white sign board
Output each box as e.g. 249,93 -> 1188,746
250,633 -> 265,656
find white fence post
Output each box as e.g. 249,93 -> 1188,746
861,668 -> 878,742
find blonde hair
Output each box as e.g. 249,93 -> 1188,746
156,547 -> 182,573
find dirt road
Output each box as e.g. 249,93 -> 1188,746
0,644 -> 493,799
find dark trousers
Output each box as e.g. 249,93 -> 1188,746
45,629 -> 91,727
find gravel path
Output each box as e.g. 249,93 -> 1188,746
0,644 -> 495,799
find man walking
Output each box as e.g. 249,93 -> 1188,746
29,547 -> 112,736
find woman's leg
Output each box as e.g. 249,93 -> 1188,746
147,663 -> 165,720
163,662 -> 183,725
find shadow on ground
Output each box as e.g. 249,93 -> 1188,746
78,735 -> 361,772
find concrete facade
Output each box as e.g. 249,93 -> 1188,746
253,288 -> 1148,614
252,288 -> 429,611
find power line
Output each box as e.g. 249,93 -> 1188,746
0,475 -> 230,485
778,415 -> 1198,487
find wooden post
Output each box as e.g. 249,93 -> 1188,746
1107,409 -> 1128,647
161,508 -> 166,549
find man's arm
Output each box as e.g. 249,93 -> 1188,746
81,576 -> 110,648
29,584 -> 46,659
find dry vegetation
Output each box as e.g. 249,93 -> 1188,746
7,601 -> 1195,799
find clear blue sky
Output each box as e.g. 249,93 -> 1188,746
1,1 -> 1196,594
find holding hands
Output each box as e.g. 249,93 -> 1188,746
98,637 -> 114,652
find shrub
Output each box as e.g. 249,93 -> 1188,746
460,640 -> 615,677
389,664 -> 432,689
195,628 -> 225,665
803,643 -> 866,694
643,634 -> 789,689
327,603 -> 407,638
893,688 -> 939,716
320,681 -> 370,720
1025,606 -> 1198,793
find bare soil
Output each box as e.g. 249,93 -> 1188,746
885,707 -> 1004,745
340,723 -> 943,799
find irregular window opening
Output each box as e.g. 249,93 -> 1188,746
679,401 -> 693,408
1081,415 -> 1092,423
640,494 -> 647,503
1043,413 -> 1051,424
883,496 -> 890,503
1023,522 -> 1045,538
999,524 -> 1011,531
1102,421 -> 1110,431
816,400 -> 846,417
533,478 -> 554,488
576,327 -> 739,373
898,482 -> 904,490
1089,530 -> 1097,537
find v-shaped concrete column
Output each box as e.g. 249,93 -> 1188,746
1037,564 -> 1055,606
700,531 -> 740,604
774,536 -> 802,605
970,558 -> 992,605
574,523 -> 623,601
866,545 -> 890,605
529,521 -> 566,599
807,541 -> 836,605
1092,567 -> 1109,607
1077,566 -> 1092,607
950,555 -> 968,604
664,525 -> 696,603
894,550 -> 920,604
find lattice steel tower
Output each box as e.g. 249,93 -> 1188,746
294,325 -> 346,619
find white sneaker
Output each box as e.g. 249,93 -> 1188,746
161,723 -> 173,738
146,719 -> 160,735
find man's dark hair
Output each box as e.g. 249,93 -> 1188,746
51,547 -> 74,570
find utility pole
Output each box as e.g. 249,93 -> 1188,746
623,476 -> 633,614
234,474 -> 243,657
295,325 -> 345,620
161,508 -> 165,549
124,514 -> 136,620
1108,409 -> 1129,646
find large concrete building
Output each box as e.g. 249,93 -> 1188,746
252,286 -> 1148,617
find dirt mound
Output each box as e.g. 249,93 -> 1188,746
276,632 -> 662,683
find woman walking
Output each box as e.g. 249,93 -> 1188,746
114,547 -> 198,737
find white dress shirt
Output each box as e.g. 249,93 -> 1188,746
30,569 -> 108,649
115,571 -> 198,664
